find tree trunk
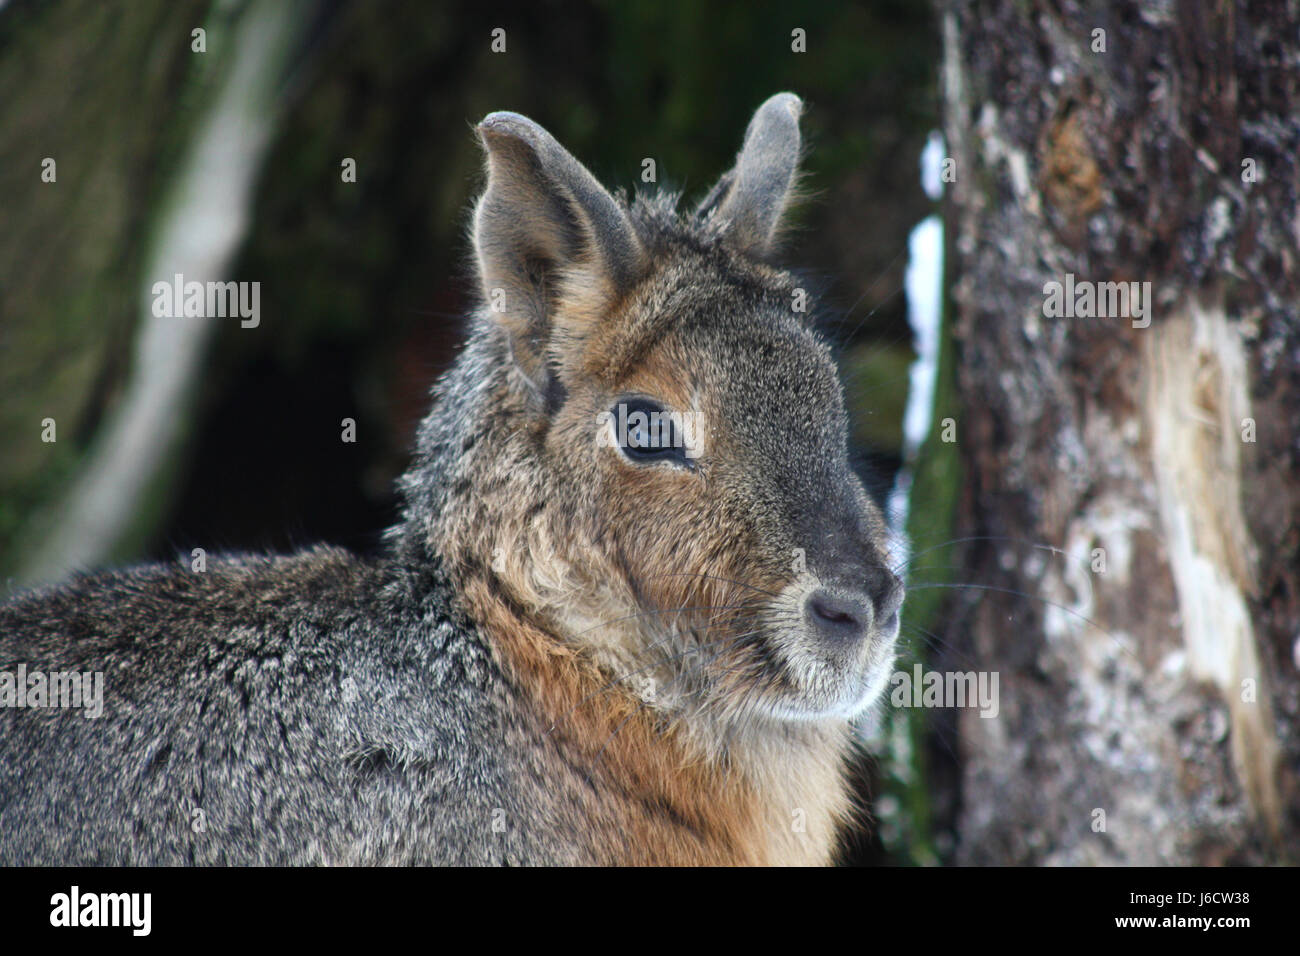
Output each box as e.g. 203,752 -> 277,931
937,0 -> 1299,864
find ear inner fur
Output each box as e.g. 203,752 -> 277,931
698,92 -> 804,255
473,112 -> 645,398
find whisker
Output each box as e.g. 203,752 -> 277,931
568,600 -> 766,640
903,581 -> 1130,658
546,613 -> 766,735
892,535 -> 1073,575
893,536 -> 1102,628
896,620 -> 980,671
626,572 -> 783,600
580,630 -> 767,781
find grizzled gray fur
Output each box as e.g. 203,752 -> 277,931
0,93 -> 903,865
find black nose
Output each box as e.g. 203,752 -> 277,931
806,589 -> 873,643
806,574 -> 903,644
868,568 -> 904,633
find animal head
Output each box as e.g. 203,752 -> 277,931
436,93 -> 902,726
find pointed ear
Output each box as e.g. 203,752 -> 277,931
473,111 -> 644,397
695,92 -> 804,256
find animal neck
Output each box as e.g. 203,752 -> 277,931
458,564 -> 855,865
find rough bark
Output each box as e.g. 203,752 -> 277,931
937,0 -> 1299,863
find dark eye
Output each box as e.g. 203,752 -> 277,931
608,397 -> 696,469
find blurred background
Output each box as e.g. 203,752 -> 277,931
0,0 -> 946,863
12,0 -> 1288,869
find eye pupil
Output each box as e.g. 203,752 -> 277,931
610,398 -> 693,468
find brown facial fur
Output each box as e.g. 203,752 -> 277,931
425,95 -> 897,865
431,248 -> 867,865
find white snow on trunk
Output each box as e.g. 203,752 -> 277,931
887,131 -> 946,569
